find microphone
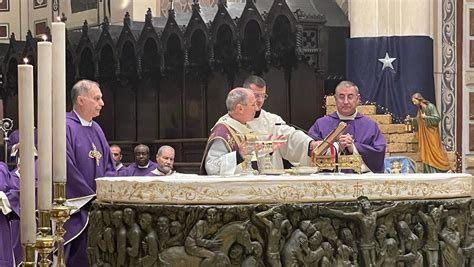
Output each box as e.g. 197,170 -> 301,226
274,122 -> 310,135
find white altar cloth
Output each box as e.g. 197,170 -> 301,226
95,173 -> 473,204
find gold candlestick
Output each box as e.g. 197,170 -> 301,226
22,243 -> 36,267
36,210 -> 55,267
51,182 -> 70,267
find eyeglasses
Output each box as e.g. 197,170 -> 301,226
254,93 -> 269,100
243,102 -> 258,107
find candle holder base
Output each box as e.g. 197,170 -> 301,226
51,182 -> 70,267
36,234 -> 55,267
21,243 -> 36,267
37,210 -> 54,267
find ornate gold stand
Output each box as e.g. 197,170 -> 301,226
50,182 -> 70,267
22,243 -> 36,267
312,154 -> 362,173
36,210 -> 55,267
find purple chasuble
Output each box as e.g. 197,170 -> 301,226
64,111 -> 116,267
116,165 -> 128,176
7,169 -> 23,266
123,161 -> 157,176
7,164 -> 39,266
308,112 -> 386,173
199,123 -> 242,175
0,163 -> 14,267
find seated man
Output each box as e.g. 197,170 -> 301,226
124,144 -> 157,176
244,75 -> 317,168
308,81 -> 386,173
110,144 -> 127,175
148,145 -> 175,176
200,88 -> 257,175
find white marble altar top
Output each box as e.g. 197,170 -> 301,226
95,173 -> 473,204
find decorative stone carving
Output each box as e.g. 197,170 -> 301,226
95,173 -> 473,204
88,197 -> 473,266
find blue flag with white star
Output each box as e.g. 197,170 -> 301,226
346,36 -> 435,122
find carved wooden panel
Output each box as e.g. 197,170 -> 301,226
137,77 -> 160,140
265,68 -> 289,122
470,124 -> 474,151
34,20 -> 47,37
114,80 -> 137,141
471,40 -> 474,68
0,0 -> 9,11
470,92 -> 474,120
290,62 -> 325,130
471,9 -> 474,36
206,73 -> 231,132
0,24 -> 8,38
159,74 -> 184,139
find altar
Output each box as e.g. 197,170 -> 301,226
89,173 -> 474,266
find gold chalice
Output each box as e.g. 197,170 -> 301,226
237,133 -> 258,175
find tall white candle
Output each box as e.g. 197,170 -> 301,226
37,38 -> 53,210
18,61 -> 36,244
51,22 -> 67,183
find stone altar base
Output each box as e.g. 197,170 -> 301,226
89,197 -> 474,266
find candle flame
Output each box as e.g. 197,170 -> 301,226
42,35 -> 47,41
23,58 -> 28,64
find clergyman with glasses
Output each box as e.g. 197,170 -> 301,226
308,80 -> 386,173
244,75 -> 319,169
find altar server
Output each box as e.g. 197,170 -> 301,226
244,75 -> 318,168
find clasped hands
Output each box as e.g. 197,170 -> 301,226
238,134 -> 286,158
309,133 -> 354,155
338,133 -> 354,153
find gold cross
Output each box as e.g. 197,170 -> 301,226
88,143 -> 102,166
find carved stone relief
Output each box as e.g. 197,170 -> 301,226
88,197 -> 473,266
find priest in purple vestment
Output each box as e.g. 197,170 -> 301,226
124,144 -> 157,176
147,145 -> 175,176
308,81 -> 386,173
0,159 -> 39,266
0,162 -> 15,267
64,80 -> 116,267
110,144 -> 127,176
